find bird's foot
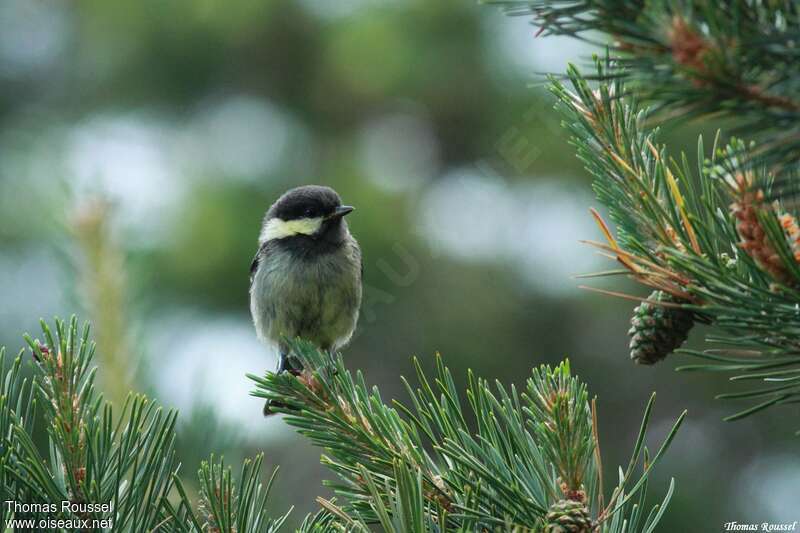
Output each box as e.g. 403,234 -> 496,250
276,354 -> 303,376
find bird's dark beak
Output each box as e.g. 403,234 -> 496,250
330,205 -> 354,219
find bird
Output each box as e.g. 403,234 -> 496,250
249,185 -> 362,415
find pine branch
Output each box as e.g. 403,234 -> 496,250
487,0 -> 800,178
551,60 -> 800,426
316,462 -> 451,532
0,347 -> 37,525
15,318 -> 182,530
250,339 -> 684,532
167,455 -> 291,533
2,317 -> 295,532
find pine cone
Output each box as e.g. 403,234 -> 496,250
544,499 -> 593,533
628,290 -> 694,365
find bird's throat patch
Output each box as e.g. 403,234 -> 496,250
260,217 -> 323,242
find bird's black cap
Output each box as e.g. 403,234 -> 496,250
268,185 -> 345,221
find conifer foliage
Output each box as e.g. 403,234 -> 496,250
13,2 -> 796,530
0,317 -> 291,532
1,318 -> 683,531
486,0 -> 800,425
249,339 -> 684,531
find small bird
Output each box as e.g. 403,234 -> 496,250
250,185 -> 362,415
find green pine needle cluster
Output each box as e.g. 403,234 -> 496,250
548,57 -> 800,425
0,317 -> 291,532
481,2 -> 800,425
249,338 -> 684,531
1,319 -> 682,531
487,0 -> 800,178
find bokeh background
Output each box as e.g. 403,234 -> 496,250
0,0 -> 797,530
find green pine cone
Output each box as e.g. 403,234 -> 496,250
544,499 -> 593,533
628,290 -> 694,365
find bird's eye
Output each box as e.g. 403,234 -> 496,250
303,207 -> 315,218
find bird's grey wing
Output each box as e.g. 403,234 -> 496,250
249,244 -> 265,286
249,253 -> 259,285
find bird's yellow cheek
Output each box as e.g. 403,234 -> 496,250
260,217 -> 323,242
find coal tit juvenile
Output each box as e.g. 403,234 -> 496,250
250,185 -> 362,414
